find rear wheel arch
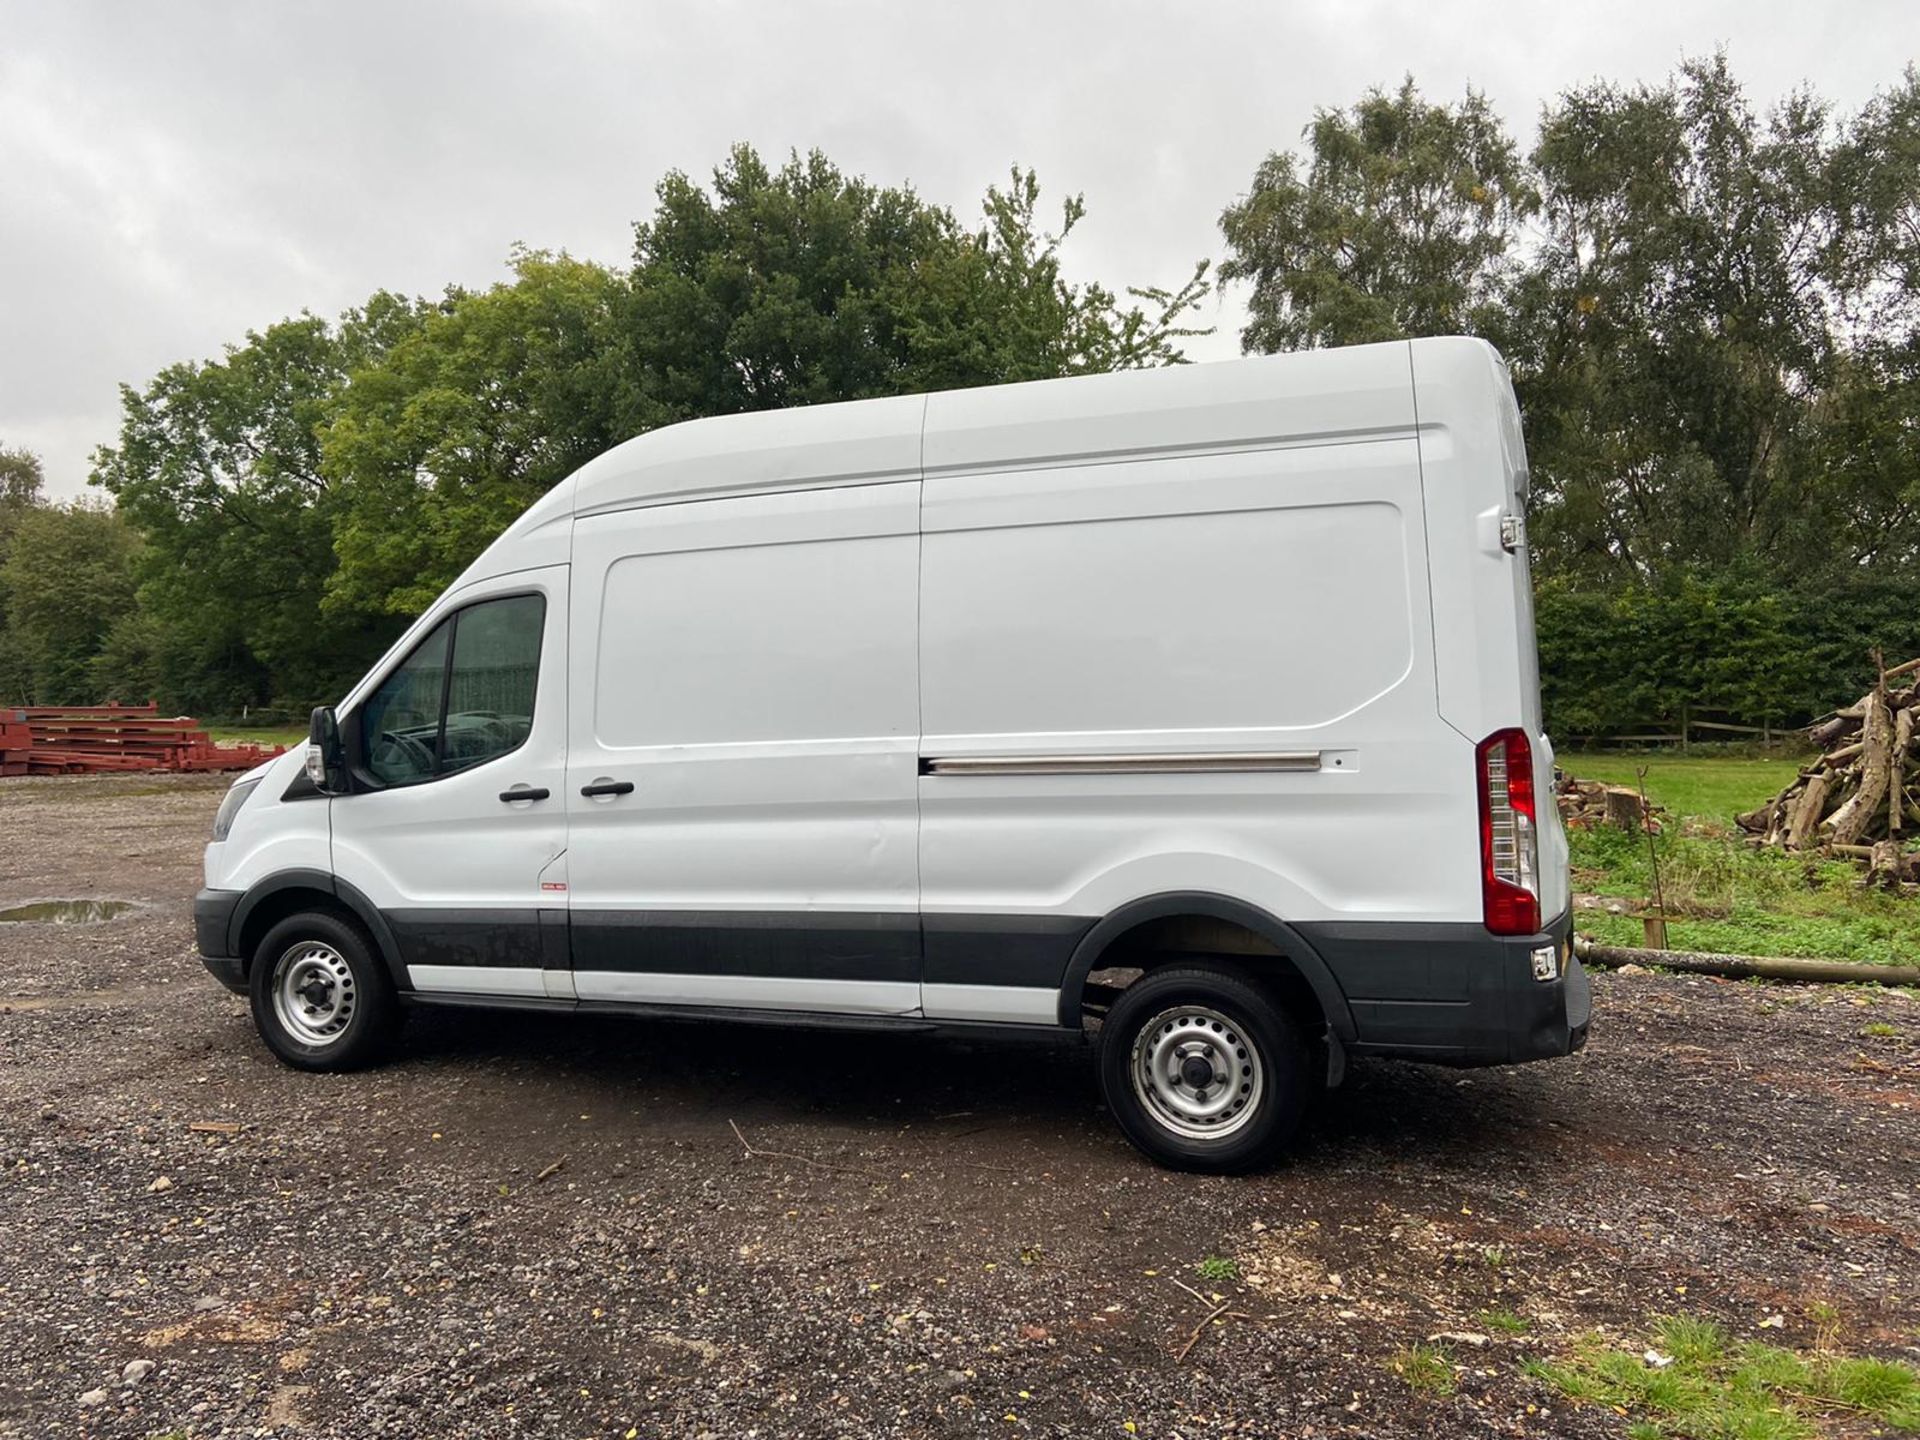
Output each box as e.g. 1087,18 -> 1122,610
1056,891 -> 1354,1041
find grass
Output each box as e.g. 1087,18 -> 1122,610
1522,1315 -> 1920,1437
1560,752 -> 1806,827
1478,1307 -> 1530,1335
203,724 -> 307,748
1561,751 -> 1920,965
1389,1342 -> 1457,1396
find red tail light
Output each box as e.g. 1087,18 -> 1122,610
1476,728 -> 1540,935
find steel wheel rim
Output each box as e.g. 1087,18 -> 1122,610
1130,1004 -> 1264,1141
271,942 -> 356,1047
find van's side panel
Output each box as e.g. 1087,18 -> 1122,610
563,481 -> 924,1016
917,349 -> 1471,1024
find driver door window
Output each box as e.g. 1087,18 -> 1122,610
358,595 -> 545,787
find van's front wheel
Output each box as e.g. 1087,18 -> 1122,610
1098,964 -> 1310,1173
248,912 -> 397,1071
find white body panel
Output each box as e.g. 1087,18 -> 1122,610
915,428 -> 1465,968
203,748 -> 327,891
564,481 -> 920,910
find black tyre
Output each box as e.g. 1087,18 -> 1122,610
248,911 -> 398,1071
1097,963 -> 1311,1173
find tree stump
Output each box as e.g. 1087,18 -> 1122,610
1602,785 -> 1647,833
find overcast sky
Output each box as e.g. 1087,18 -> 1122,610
4,0 -> 1915,497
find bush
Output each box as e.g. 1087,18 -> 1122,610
1537,565 -> 1920,738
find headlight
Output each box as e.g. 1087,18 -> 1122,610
211,777 -> 262,842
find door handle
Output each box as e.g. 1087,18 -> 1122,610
499,786 -> 550,803
580,779 -> 635,798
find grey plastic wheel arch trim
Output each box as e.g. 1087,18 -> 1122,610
1055,891 -> 1356,1039
227,869 -> 411,992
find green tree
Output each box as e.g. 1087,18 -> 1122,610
619,146 -> 1208,430
0,445 -> 42,509
322,250 -> 626,617
93,293 -> 430,709
1218,78 -> 1533,351
0,444 -> 47,701
0,502 -> 140,704
1513,56 -> 1847,583
893,167 -> 1210,388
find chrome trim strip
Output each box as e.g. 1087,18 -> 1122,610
920,752 -> 1323,776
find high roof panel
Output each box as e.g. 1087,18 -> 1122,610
517,337 -> 1500,530
569,391 -> 927,517
925,339 -> 1422,475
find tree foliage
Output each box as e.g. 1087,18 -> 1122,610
619,148 -> 1208,432
0,500 -> 140,705
92,295 -> 433,708
324,251 -> 625,617
1219,78 -> 1534,350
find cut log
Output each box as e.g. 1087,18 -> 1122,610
1573,937 -> 1920,987
1783,770 -> 1831,851
1719,657 -> 1920,872
1890,706 -> 1913,836
1807,713 -> 1857,749
1865,839 -> 1908,890
1827,689 -> 1893,846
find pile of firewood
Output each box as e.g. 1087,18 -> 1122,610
1558,776 -> 1664,834
1736,656 -> 1920,887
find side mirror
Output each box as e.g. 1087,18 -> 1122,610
306,706 -> 350,794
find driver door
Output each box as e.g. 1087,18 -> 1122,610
328,565 -> 570,998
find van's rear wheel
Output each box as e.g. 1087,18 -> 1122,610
1098,964 -> 1310,1173
248,911 -> 396,1071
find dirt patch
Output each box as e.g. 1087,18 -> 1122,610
1,772 -> 1917,1438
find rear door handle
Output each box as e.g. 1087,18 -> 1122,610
580,780 -> 635,798
499,785 -> 550,803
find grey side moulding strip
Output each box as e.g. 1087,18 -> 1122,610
920,752 -> 1322,777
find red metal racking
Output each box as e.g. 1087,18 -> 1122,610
0,703 -> 286,776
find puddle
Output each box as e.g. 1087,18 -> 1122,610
0,898 -> 139,924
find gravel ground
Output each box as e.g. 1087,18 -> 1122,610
2,773 -> 1917,1439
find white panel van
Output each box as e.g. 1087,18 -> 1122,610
195,337 -> 1587,1172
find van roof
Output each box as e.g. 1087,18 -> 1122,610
503,336 -> 1501,537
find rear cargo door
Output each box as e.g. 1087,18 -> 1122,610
1410,338 -> 1568,922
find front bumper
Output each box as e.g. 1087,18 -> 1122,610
194,888 -> 247,994
1303,909 -> 1589,1066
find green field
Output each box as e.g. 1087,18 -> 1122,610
204,725 -> 308,749
1560,751 -> 1920,965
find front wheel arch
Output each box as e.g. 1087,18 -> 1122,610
230,870 -> 409,992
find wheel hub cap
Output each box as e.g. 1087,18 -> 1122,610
1130,1004 -> 1265,1141
1180,1055 -> 1216,1089
270,942 -> 356,1047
